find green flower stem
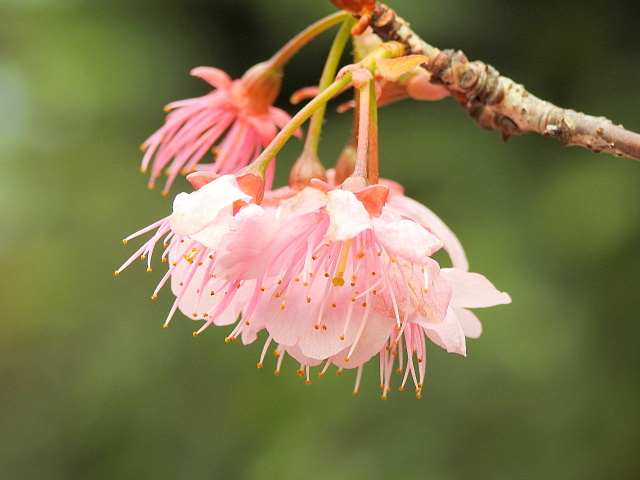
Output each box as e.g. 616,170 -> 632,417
268,11 -> 350,71
367,77 -> 379,184
303,16 -> 357,156
252,41 -> 403,176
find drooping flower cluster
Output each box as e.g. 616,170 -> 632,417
118,9 -> 511,397
118,172 -> 510,396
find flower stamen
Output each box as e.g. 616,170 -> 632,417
332,238 -> 352,286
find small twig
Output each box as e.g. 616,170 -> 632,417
368,2 -> 640,161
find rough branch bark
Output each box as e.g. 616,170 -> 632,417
368,2 -> 640,161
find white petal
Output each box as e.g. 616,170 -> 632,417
442,268 -> 512,308
423,308 -> 467,355
276,186 -> 327,219
454,306 -> 483,338
386,194 -> 468,270
324,190 -> 372,242
169,175 -> 250,237
373,212 -> 443,265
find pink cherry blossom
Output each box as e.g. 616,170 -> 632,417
115,175 -> 258,327
141,65 -> 294,195
376,267 -> 511,398
218,184 -> 454,386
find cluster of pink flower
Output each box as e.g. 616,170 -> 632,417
117,11 -> 510,397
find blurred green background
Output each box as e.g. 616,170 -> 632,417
1,0 -> 639,478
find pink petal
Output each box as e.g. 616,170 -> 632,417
190,66 -> 233,90
222,210 -> 319,280
410,259 -> 452,324
330,311 -> 396,368
186,171 -> 221,190
281,343 -> 324,367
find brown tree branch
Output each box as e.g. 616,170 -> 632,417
367,2 -> 640,161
